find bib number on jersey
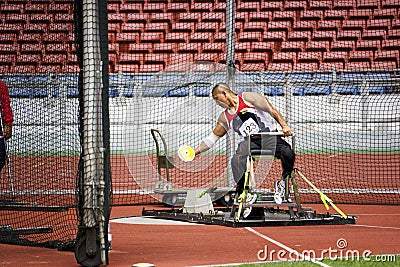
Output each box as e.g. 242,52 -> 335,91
239,117 -> 260,137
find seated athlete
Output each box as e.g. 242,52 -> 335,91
194,83 -> 295,217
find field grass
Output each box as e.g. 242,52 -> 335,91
220,255 -> 400,267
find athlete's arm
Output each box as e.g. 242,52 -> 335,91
194,113 -> 228,155
243,92 -> 293,136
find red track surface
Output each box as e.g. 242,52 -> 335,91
1,204 -> 399,267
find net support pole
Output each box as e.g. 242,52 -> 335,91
225,0 -> 236,187
82,0 -> 106,264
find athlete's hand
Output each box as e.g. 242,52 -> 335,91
281,125 -> 293,137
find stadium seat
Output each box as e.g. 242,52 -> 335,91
323,51 -> 348,64
115,64 -> 139,73
267,62 -> 293,71
145,22 -> 169,33
195,53 -> 220,62
251,42 -> 275,53
362,29 -> 387,40
238,31 -> 262,42
153,43 -> 176,54
241,63 -> 266,71
237,2 -> 259,12
305,40 -> 330,52
319,62 -> 343,70
196,22 -> 220,33
129,43 -> 151,53
336,73 -> 363,95
284,0 -> 307,11
317,20 -> 341,31
356,39 -> 380,51
178,13 -> 201,23
165,32 -> 189,43
346,61 -> 371,70
337,30 -> 362,41
243,21 -> 267,33
293,21 -> 316,32
312,30 -> 336,42
167,3 -> 189,13
141,32 -> 164,43
178,43 -> 202,53
382,0 -> 400,8
267,21 -> 291,33
190,32 -> 214,43
191,2 -> 213,12
342,20 -> 365,31
170,53 -> 194,65
333,0 -> 356,10
288,31 -> 312,42
261,1 -> 282,12
349,50 -> 373,63
299,10 -> 323,21
298,51 -> 322,64
144,54 -> 169,66
121,23 -> 143,33
48,3 -> 72,14
273,11 -> 296,22
140,64 -> 164,73
235,43 -> 251,53
367,19 -> 391,31
348,9 -> 373,20
309,0 -> 332,11
143,3 -> 166,13
243,52 -> 267,64
281,41 -> 304,52
365,73 -> 392,94
387,29 -> 400,40
374,9 -> 398,20
126,13 -> 148,23
293,62 -> 318,70
371,61 -> 397,69
331,40 -> 355,52
375,50 -> 399,63
263,31 -> 286,42
382,39 -> 400,50
202,13 -> 225,23
272,52 -> 297,64
119,53 -> 144,65
392,19 -> 400,29
357,0 -> 380,9
324,10 -> 347,21
116,33 -> 140,43
248,11 -> 272,22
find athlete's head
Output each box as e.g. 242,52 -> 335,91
211,83 -> 235,109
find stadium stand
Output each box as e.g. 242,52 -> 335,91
0,0 -> 398,73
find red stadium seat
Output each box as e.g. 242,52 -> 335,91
191,3 -> 213,12
140,64 -> 164,73
345,61 -> 370,70
140,32 -> 164,43
309,0 -> 332,11
373,9 -> 398,20
19,33 -> 41,43
293,62 -> 318,70
195,53 -> 220,62
5,14 -> 29,24
317,20 -> 340,31
263,31 -> 286,42
214,32 -> 226,43
62,64 -> 79,73
331,40 -> 355,52
272,52 -> 297,64
190,32 -> 214,43
30,14 -> 52,24
25,3 -> 46,13
213,2 -> 226,13
319,62 -> 344,70
300,10 -> 323,21
16,54 -> 41,65
48,3 -> 72,14
0,65 -> 10,73
284,0 -> 307,11
251,42 -> 275,53
235,43 -> 251,53
143,3 -> 166,13
107,13 -> 125,24
42,54 -> 66,65
0,33 -> 17,44
248,12 -> 272,22
243,21 -> 267,33
273,11 -> 296,22
323,51 -> 348,64
49,24 -> 73,34
387,29 -> 400,39
129,43 -> 152,53
293,21 -> 316,32
357,0 -> 380,9
356,40 -> 381,51
281,41 -> 304,52
150,13 -> 174,23
267,21 -> 291,33
241,63 -> 266,71
144,22 -> 169,33
196,22 -> 220,33
153,43 -> 176,54
288,31 -> 312,42
38,65 -> 62,73
371,61 -> 397,69
298,51 -> 322,63
166,3 -> 189,13
382,0 -> 400,8
348,51 -> 374,63
366,19 -> 391,31
267,62 -> 292,71
362,29 -> 387,40
13,65 -> 36,73
202,13 -> 225,23
375,50 -> 400,62
243,52 -> 267,64
333,0 -> 356,10
46,43 -> 69,55
144,54 -> 169,66
324,10 -> 347,21
392,19 -> 400,29
172,22 -> 195,33
178,13 -> 201,23
126,13 -> 148,23
20,43 -> 43,54
178,43 -> 202,53
107,3 -> 119,13
306,40 -> 330,52
202,43 -> 225,53
312,30 -> 337,42
0,54 -> 15,65
348,10 -> 373,20
165,32 -> 189,43
121,23 -> 143,33
119,53 -> 144,65
116,33 -> 140,43
261,1 -> 282,12
237,2 -> 259,12
337,30 -> 362,41
1,4 -> 23,13
342,20 -> 365,31
382,39 -> 400,50
238,31 -> 262,42
170,53 -> 194,64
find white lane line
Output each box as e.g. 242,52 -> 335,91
350,224 -> 400,230
245,227 -> 331,267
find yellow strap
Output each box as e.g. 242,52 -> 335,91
296,169 -> 348,219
